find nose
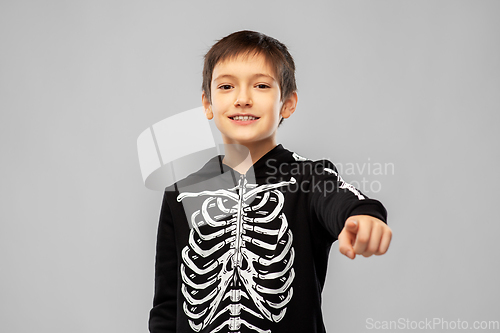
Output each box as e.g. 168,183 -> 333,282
234,89 -> 252,107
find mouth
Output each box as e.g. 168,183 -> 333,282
229,115 -> 260,121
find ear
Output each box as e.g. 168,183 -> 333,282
201,91 -> 213,120
280,91 -> 298,119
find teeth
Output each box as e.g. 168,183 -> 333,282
232,115 -> 257,121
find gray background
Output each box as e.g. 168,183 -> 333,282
1,1 -> 499,332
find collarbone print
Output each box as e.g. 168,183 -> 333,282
177,175 -> 297,333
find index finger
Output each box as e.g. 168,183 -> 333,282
353,219 -> 373,255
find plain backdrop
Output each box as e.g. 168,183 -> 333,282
1,1 -> 499,332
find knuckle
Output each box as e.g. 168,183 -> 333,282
354,246 -> 365,255
357,235 -> 369,244
367,244 -> 378,254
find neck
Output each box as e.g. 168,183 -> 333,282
222,140 -> 277,174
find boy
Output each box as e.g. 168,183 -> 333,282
149,30 -> 391,333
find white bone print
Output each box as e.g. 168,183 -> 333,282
177,176 -> 296,332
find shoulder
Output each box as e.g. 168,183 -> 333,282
269,146 -> 339,178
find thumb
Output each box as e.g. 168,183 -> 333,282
338,220 -> 358,260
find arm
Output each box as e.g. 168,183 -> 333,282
310,161 -> 392,259
149,191 -> 178,332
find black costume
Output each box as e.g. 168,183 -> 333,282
149,144 -> 387,333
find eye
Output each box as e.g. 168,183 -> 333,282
218,84 -> 233,90
256,84 -> 271,89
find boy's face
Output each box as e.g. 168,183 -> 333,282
202,53 -> 296,150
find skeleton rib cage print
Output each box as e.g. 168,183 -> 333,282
177,175 -> 297,333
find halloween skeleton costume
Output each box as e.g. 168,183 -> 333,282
149,144 -> 387,333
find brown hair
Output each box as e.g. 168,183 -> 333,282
202,30 -> 297,125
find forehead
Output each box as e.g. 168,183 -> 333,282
212,53 -> 276,82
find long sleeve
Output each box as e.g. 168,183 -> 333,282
310,160 -> 387,240
149,191 -> 178,332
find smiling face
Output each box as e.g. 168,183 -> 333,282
202,52 -> 297,154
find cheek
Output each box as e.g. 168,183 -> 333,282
272,101 -> 283,119
211,94 -> 231,109
210,107 -> 226,126
212,116 -> 226,134
270,94 -> 282,111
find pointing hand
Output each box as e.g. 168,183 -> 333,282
338,215 -> 392,259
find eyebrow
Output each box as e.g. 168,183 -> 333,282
213,73 -> 276,82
